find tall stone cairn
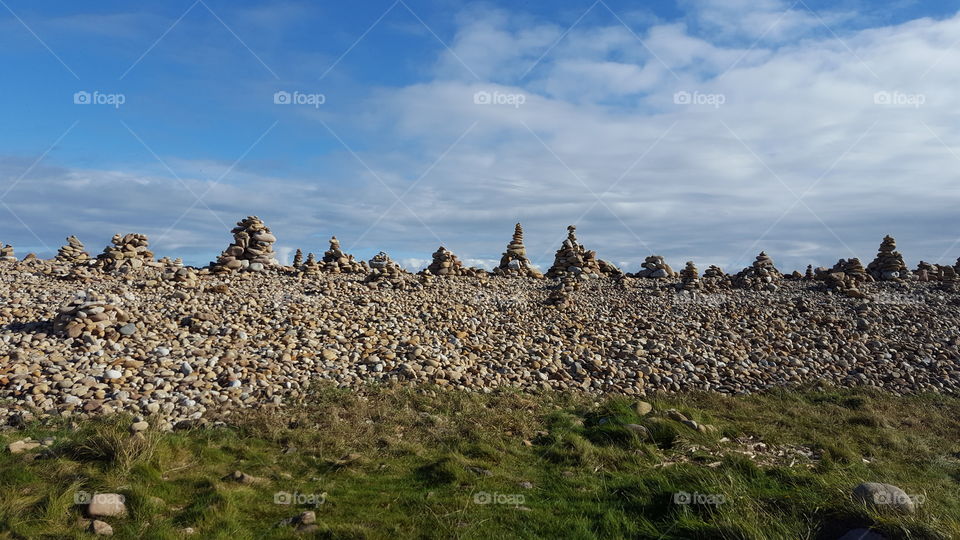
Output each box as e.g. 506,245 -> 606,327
631,255 -> 676,279
56,236 -> 90,263
0,242 -> 15,262
322,236 -> 366,273
494,223 -> 541,278
804,265 -> 815,280
546,225 -> 620,279
679,261 -> 701,291
867,235 -> 909,281
96,233 -> 156,272
732,251 -> 783,290
292,249 -> 303,269
211,216 -> 279,273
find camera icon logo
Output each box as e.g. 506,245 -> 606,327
673,491 -> 691,504
673,91 -> 691,105
73,91 -> 91,105
274,91 -> 291,105
873,91 -> 891,105
473,91 -> 492,105
274,491 -> 292,505
473,491 -> 491,504
74,490 -> 92,504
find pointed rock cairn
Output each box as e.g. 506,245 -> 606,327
0,242 -> 15,262
56,236 -> 90,264
300,252 -> 322,276
494,223 -> 541,277
867,235 -> 909,281
804,265 -> 815,280
211,216 -> 279,273
632,255 -> 676,279
364,251 -> 409,287
546,225 -> 619,279
97,233 -> 157,272
733,251 -> 783,290
679,261 -> 701,291
53,290 -> 130,342
322,236 -> 366,273
292,249 -> 304,269
423,246 -> 485,277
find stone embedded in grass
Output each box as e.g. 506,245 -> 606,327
8,438 -> 40,454
223,470 -> 264,485
90,519 -> 113,536
86,493 -> 127,517
632,401 -> 653,416
852,482 -> 916,513
624,424 -> 650,439
666,409 -> 689,422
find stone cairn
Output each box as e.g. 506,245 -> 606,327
631,255 -> 676,279
0,242 -> 15,262
96,233 -> 157,272
679,261 -> 701,292
322,236 -> 366,274
55,236 -> 89,264
546,275 -> 578,309
867,235 -> 909,281
700,264 -> 730,290
160,258 -> 199,288
364,251 -> 409,287
211,216 -> 279,273
546,225 -> 620,279
494,223 -> 541,278
299,253 -> 323,276
818,258 -> 870,298
422,246 -> 485,277
804,265 -> 815,280
53,291 -> 130,342
292,249 -> 304,268
733,251 -> 783,290
941,265 -> 959,292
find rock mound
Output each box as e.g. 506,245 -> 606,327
631,255 -> 676,279
56,236 -> 89,264
733,251 -> 782,290
211,216 -> 279,273
867,235 -> 909,281
96,234 -> 157,272
322,236 -> 366,274
546,225 -> 620,279
53,291 -> 130,342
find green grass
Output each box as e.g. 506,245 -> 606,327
1,385 -> 958,539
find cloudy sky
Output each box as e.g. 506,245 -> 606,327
1,0 -> 959,272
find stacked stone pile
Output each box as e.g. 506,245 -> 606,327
292,249 -> 303,269
300,253 -> 322,276
818,258 -> 870,298
161,259 -> 199,288
96,234 -> 158,272
546,225 -> 620,279
55,236 -> 89,264
52,291 -> 130,342
679,261 -> 701,292
733,252 -> 782,290
804,265 -> 815,280
867,235 -> 910,281
546,275 -> 578,308
364,251 -> 410,287
704,265 -> 725,278
211,216 -> 279,273
631,255 -> 676,279
494,223 -> 541,278
322,237 -> 366,274
0,242 -> 16,262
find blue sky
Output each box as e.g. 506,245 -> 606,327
1,0 -> 960,271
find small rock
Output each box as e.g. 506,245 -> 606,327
87,493 -> 127,517
624,424 -> 650,439
118,323 -> 136,336
8,439 -> 40,454
852,482 -> 916,513
632,400 -> 653,416
90,519 -> 113,536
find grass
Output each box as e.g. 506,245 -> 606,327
0,384 -> 958,539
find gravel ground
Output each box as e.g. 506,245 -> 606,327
2,258 -> 959,430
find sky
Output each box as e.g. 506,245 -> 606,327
1,0 -> 959,273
